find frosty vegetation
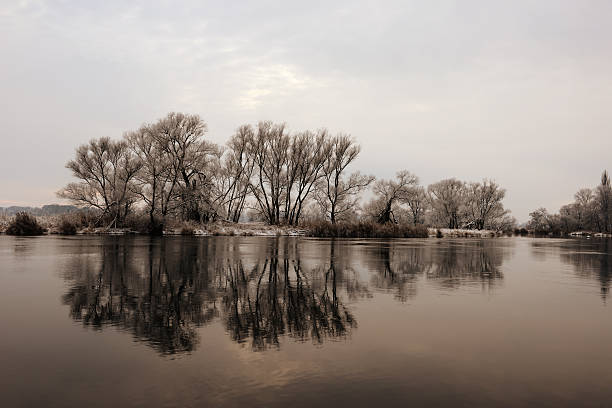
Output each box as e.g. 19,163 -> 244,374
527,170 -> 612,235
56,112 -> 514,234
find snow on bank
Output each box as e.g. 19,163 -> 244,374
163,221 -> 307,237
428,228 -> 503,238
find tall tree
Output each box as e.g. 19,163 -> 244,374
153,112 -> 221,222
217,125 -> 256,222
596,170 -> 612,233
58,137 -> 141,227
403,186 -> 428,225
315,135 -> 374,223
283,130 -> 329,225
574,188 -> 596,230
428,178 -> 465,229
464,179 -> 508,230
126,124 -> 178,231
249,121 -> 290,225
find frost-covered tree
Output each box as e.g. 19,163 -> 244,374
403,186 -> 428,225
58,137 -> 141,227
314,135 -> 374,223
367,171 -> 418,224
153,112 -> 221,222
428,178 -> 465,229
464,180 -> 508,230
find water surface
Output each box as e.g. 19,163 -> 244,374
1,236 -> 611,407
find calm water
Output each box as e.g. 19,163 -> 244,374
1,236 -> 611,407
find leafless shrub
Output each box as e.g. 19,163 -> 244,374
6,212 -> 45,236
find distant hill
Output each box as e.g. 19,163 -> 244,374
0,204 -> 79,216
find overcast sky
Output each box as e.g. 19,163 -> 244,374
1,0 -> 611,222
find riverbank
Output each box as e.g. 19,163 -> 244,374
0,214 -> 507,238
0,215 -> 309,236
430,228 -> 504,238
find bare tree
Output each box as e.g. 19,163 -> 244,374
559,203 -> 579,233
58,137 -> 141,227
403,186 -> 428,225
315,135 -> 374,223
574,188 -> 597,231
217,125 -> 256,222
489,214 -> 517,232
428,178 -> 465,229
527,207 -> 554,234
126,124 -> 178,231
283,130 -> 329,225
225,124 -> 340,226
464,179 -> 508,230
369,171 -> 419,224
153,112 -> 221,222
249,121 -> 290,225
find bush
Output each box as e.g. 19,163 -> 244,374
56,210 -> 99,231
306,221 -> 429,238
58,219 -> 77,235
0,215 -> 9,233
123,212 -> 165,234
514,228 -> 528,236
180,226 -> 195,235
6,212 -> 45,236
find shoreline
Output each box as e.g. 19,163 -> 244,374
3,215 -> 609,238
0,221 -> 507,238
2,228 -> 609,238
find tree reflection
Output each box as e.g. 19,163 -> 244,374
62,237 -> 359,354
221,241 -> 357,350
366,241 -> 508,301
369,245 -> 422,301
428,241 -> 506,290
61,237 -> 511,355
221,259 -> 352,349
559,239 -> 612,301
62,238 -> 219,354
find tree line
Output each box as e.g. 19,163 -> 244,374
527,170 -> 612,235
58,112 -> 513,232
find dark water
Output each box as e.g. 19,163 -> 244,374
1,236 -> 611,407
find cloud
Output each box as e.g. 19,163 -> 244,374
236,64 -> 319,110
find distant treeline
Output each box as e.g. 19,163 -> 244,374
0,204 -> 77,216
527,171 -> 612,235
57,112 -> 514,232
